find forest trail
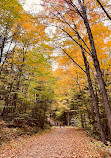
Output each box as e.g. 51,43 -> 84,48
0,127 -> 109,158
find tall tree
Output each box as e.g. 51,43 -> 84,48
43,0 -> 111,134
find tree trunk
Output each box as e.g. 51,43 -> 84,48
0,37 -> 6,63
67,111 -> 70,126
80,112 -> 84,128
1,95 -> 9,118
85,103 -> 96,131
81,3 -> 111,135
82,50 -> 106,143
83,113 -> 87,128
74,21 -> 106,143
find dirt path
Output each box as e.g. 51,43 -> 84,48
0,127 -> 109,158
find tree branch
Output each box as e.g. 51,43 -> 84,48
60,47 -> 86,73
96,0 -> 111,20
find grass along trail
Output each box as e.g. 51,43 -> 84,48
0,127 -> 110,158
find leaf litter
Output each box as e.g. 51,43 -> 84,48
0,127 -> 110,158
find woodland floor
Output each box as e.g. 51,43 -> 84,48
0,126 -> 111,158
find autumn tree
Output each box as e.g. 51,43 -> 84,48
43,0 -> 111,137
0,0 -> 23,66
0,0 -> 55,129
